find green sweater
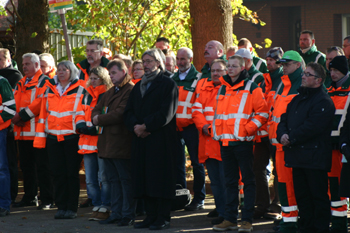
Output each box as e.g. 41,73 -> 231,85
172,64 -> 199,89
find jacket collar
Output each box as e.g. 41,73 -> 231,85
22,69 -> 43,86
172,64 -> 197,81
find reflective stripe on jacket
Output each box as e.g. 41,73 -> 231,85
33,77 -> 86,148
78,85 -> 107,154
192,80 -> 221,163
268,75 -> 297,149
327,76 -> 350,144
211,76 -> 268,146
0,77 -> 16,130
13,70 -> 49,140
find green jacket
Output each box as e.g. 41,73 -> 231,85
248,64 -> 264,84
201,54 -> 227,80
253,56 -> 268,74
277,66 -> 303,95
0,76 -> 16,129
299,44 -> 326,69
172,64 -> 199,89
77,56 -> 110,81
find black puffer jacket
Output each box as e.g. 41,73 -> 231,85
277,85 -> 335,171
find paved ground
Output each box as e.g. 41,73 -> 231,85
0,190 -> 278,233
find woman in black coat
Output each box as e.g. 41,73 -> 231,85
124,48 -> 178,230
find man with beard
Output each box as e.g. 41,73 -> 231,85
171,47 -> 206,211
77,39 -> 110,87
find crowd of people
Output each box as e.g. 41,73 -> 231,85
0,32 -> 350,233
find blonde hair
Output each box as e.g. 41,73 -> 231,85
87,66 -> 113,90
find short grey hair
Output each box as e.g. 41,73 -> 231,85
22,53 -> 40,65
142,48 -> 165,71
39,53 -> 56,69
57,60 -> 79,82
178,47 -> 193,59
87,39 -> 103,51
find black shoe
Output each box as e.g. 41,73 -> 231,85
117,217 -> 134,226
207,209 -> 219,218
99,216 -> 121,224
0,208 -> 10,217
12,197 -> 38,208
54,210 -> 66,219
79,198 -> 93,208
149,221 -> 170,230
63,210 -> 77,219
184,202 -> 204,211
37,203 -> 54,210
134,217 -> 156,229
211,216 -> 224,225
253,209 -> 266,219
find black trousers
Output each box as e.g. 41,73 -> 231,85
17,140 -> 53,204
47,137 -> 82,212
292,167 -> 331,233
144,197 -> 172,223
253,138 -> 270,212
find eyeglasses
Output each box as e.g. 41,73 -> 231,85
89,77 -> 100,81
302,72 -> 319,78
86,49 -> 100,53
142,59 -> 155,64
227,65 -> 240,69
211,69 -> 226,73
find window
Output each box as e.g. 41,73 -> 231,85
342,14 -> 350,39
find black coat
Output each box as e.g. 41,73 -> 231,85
277,85 -> 335,171
124,71 -> 179,199
339,105 -> 350,196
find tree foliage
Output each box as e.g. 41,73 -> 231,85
49,0 -> 269,60
64,0 -> 191,59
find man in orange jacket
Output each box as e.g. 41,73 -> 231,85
76,39 -> 110,87
192,59 -> 227,225
212,55 -> 268,232
172,47 -> 205,211
12,53 -> 53,209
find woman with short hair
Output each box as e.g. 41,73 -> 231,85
34,60 -> 86,219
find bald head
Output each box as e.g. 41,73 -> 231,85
204,40 -> 224,64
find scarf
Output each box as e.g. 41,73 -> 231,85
140,69 -> 160,97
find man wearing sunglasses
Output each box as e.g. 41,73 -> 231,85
277,62 -> 335,233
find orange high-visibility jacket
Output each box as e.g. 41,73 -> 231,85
211,75 -> 269,146
172,66 -> 202,130
77,85 -> 107,154
268,75 -> 299,150
33,77 -> 86,148
13,70 -> 49,140
0,77 -> 16,130
47,68 -> 56,79
192,79 -> 222,163
327,77 -> 350,144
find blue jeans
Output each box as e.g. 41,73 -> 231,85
103,158 -> 135,219
221,144 -> 256,223
84,153 -> 110,207
176,124 -> 205,204
0,128 -> 10,211
206,158 -> 226,217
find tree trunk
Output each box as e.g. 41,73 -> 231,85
189,0 -> 233,70
15,0 -> 49,72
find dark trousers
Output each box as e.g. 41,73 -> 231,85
17,140 -> 53,204
144,196 -> 172,223
6,131 -> 18,201
104,158 -> 135,220
47,137 -> 82,212
293,167 -> 331,233
221,144 -> 256,223
176,124 -> 205,204
253,138 -> 270,213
